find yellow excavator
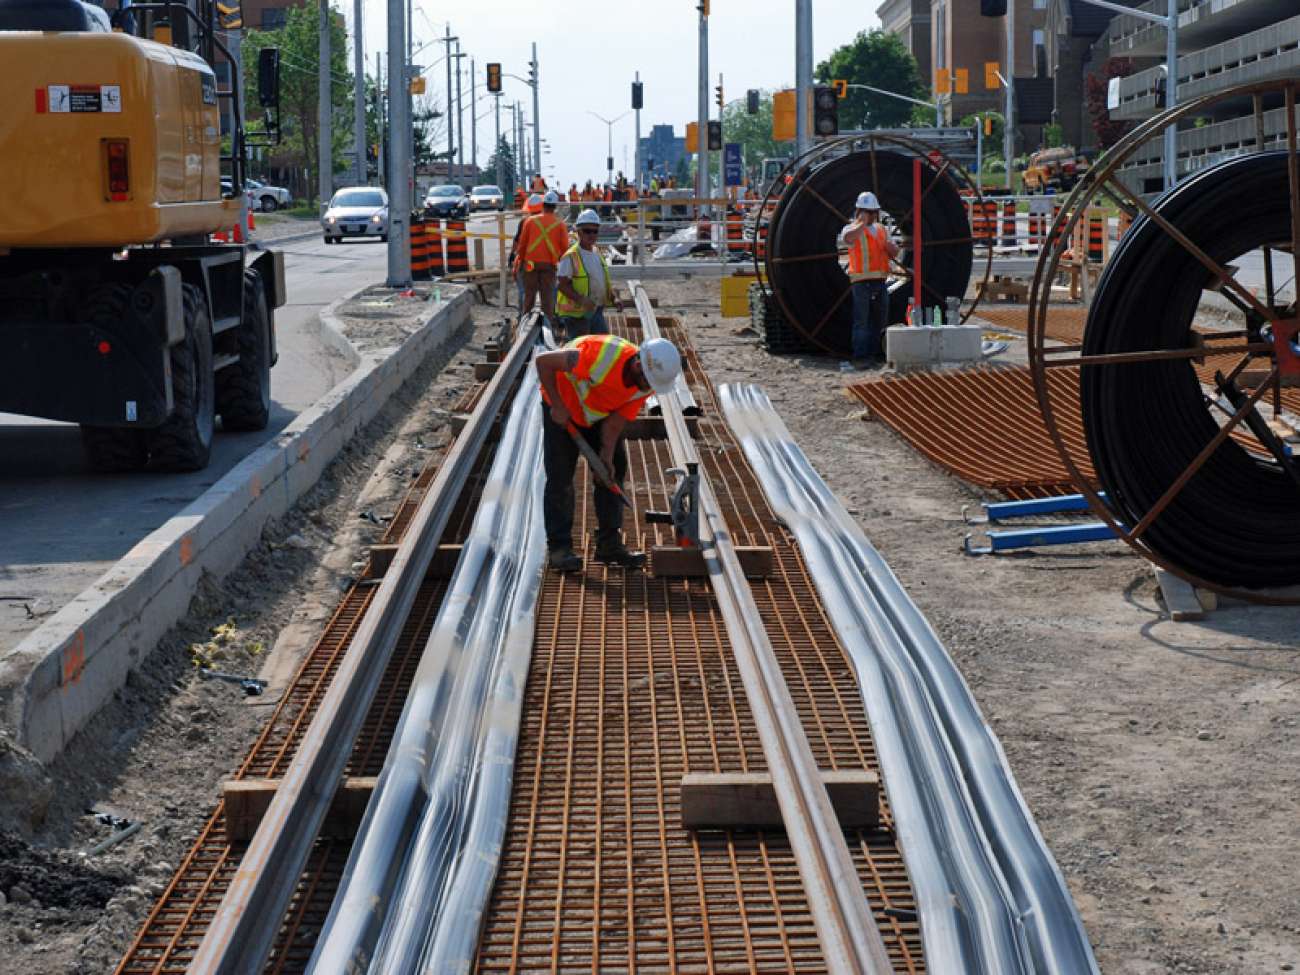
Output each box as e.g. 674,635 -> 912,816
0,0 -> 285,471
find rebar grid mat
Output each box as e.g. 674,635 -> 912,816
972,305 -> 1087,345
846,366 -> 1095,500
472,315 -> 923,973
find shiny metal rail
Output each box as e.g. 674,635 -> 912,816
187,314 -> 544,974
721,382 -> 1100,974
629,281 -> 894,975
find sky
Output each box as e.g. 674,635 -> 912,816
344,0 -> 884,186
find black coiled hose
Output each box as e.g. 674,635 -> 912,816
1083,150 -> 1300,587
767,149 -> 973,356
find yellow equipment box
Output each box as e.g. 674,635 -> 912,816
721,273 -> 761,318
0,31 -> 234,248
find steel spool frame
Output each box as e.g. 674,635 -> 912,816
753,131 -> 994,357
1028,78 -> 1300,604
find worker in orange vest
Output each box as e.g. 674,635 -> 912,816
840,191 -> 899,366
531,174 -> 547,193
509,193 -> 544,309
515,190 -> 569,323
535,334 -> 683,571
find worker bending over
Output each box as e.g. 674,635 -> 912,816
535,334 -> 682,572
556,209 -> 620,338
839,191 -> 899,365
516,190 -> 569,323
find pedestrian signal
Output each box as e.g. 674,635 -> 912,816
832,79 -> 848,99
486,63 -> 502,93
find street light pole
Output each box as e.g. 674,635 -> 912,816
1004,0 -> 1014,183
531,42 -> 541,188
696,3 -> 709,208
795,0 -> 812,154
455,42 -> 464,181
634,70 -> 642,191
318,0 -> 331,210
352,0 -> 365,184
588,111 -> 629,189
386,0 -> 410,285
494,92 -> 503,190
470,56 -> 477,178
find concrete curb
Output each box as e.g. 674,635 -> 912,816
1,288 -> 473,765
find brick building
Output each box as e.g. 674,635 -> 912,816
876,0 -> 932,83
1044,0 -> 1125,151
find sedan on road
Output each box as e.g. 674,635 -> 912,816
323,187 -> 389,244
424,184 -> 469,219
469,184 -> 505,211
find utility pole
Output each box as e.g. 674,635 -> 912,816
1004,0 -> 1014,185
530,42 -> 541,188
634,70 -> 642,191
443,24 -> 455,177
386,0 -> 409,284
352,0 -> 365,184
375,51 -> 384,185
696,2 -> 709,209
318,0 -> 332,210
470,56 -> 477,178
494,93 -> 503,190
795,0 -> 812,155
455,41 -> 465,181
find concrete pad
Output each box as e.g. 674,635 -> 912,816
0,288 -> 472,764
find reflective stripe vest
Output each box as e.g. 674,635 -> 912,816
520,212 -> 568,266
847,223 -> 890,281
542,334 -> 646,427
556,243 -> 611,319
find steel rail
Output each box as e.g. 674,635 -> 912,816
628,282 -> 893,975
307,369 -> 546,972
720,381 -> 1101,975
187,313 -> 544,975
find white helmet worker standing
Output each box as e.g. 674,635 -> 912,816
855,191 -> 882,211
638,338 -> 682,395
575,208 -> 601,226
556,209 -> 620,339
543,189 -> 560,206
840,189 -> 900,366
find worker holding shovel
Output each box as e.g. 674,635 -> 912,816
535,334 -> 682,572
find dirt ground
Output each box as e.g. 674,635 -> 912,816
0,293 -> 506,974
665,274 -> 1300,974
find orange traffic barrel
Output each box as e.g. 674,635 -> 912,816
427,220 -> 446,276
1000,200 -> 1016,247
445,220 -> 469,274
1086,211 -> 1105,262
726,208 -> 745,253
410,219 -> 430,280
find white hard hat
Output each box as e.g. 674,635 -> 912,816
855,191 -> 882,210
575,208 -> 602,227
639,338 -> 682,396
543,190 -> 559,205
527,193 -> 543,207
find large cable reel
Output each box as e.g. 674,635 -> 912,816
756,132 -> 990,358
1028,79 -> 1300,600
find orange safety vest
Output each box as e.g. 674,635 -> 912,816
847,223 -> 890,281
541,335 -> 648,428
518,211 -> 569,267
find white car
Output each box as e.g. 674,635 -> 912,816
469,184 -> 505,211
322,187 -> 389,244
247,178 -> 292,212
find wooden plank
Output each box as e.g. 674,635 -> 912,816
428,543 -> 464,578
224,777 -> 378,843
651,544 -> 773,579
680,770 -> 879,831
474,361 -> 499,382
1155,566 -> 1206,621
365,543 -> 400,579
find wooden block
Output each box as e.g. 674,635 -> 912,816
680,770 -> 879,831
223,777 -> 378,843
365,543 -> 400,579
651,545 -> 773,579
1155,566 -> 1206,621
474,361 -> 499,382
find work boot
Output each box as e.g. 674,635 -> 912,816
547,547 -> 583,572
594,542 -> 647,569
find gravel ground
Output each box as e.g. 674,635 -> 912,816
0,295 -> 504,974
658,274 -> 1300,974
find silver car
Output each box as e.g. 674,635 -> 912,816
469,184 -> 505,211
323,187 -> 389,243
247,178 -> 292,212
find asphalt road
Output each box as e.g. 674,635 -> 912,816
0,234 -> 390,654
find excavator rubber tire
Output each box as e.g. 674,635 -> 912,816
79,282 -> 149,472
146,283 -> 214,472
216,268 -> 272,431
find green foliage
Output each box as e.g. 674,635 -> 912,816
815,30 -> 925,130
485,136 -> 517,191
721,93 -> 783,176
960,111 -> 1005,147
1043,122 -> 1064,148
674,156 -> 692,187
242,0 -> 353,203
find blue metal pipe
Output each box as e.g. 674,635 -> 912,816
965,521 -> 1118,555
963,492 -> 1109,524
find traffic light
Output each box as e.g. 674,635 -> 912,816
686,121 -> 699,154
832,79 -> 848,99
772,89 -> 795,141
985,61 -> 1001,90
410,76 -> 426,95
528,61 -> 536,86
715,84 -> 724,110
935,68 -> 951,95
980,0 -> 1006,14
983,116 -> 993,137
955,68 -> 969,95
486,62 -> 502,93
746,89 -> 759,114
632,81 -> 643,110
812,85 -> 838,137
707,119 -> 722,151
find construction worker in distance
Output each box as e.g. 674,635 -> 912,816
531,173 -> 548,193
840,191 -> 899,366
556,209 -> 621,338
535,335 -> 683,572
509,193 -> 544,311
516,190 -> 569,323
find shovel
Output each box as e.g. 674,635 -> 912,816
566,422 -> 634,510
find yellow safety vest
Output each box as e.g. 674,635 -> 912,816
556,243 -> 612,319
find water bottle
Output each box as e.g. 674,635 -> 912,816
906,297 -> 916,327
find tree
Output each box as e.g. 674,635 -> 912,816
673,156 -> 692,188
485,136 -> 516,191
242,0 -> 352,202
815,30 -> 925,130
722,93 -> 785,172
1087,57 -> 1136,149
412,93 -> 448,170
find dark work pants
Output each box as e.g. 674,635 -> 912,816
850,279 -> 888,358
542,402 -> 628,552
